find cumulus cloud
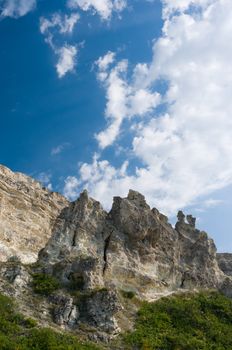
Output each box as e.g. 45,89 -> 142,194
162,0 -> 214,18
95,52 -> 161,148
203,198 -> 224,208
56,45 -> 77,78
40,12 -> 80,35
67,0 -> 127,20
66,0 -> 232,215
64,176 -> 80,200
0,0 -> 36,18
40,13 -> 79,78
95,51 -> 115,72
36,172 -> 53,191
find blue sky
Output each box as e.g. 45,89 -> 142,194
1,0 -> 232,252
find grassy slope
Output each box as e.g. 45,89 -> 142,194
124,291 -> 232,350
0,293 -> 100,350
1,291 -> 232,350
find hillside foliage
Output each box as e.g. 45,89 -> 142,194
124,291 -> 232,350
1,290 -> 232,349
0,293 -> 100,350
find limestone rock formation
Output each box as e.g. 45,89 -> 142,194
217,253 -> 232,276
51,293 -> 79,328
39,190 -> 107,290
0,165 -> 231,339
0,165 -> 69,263
39,190 -> 224,301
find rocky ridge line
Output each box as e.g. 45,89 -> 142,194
0,164 -> 69,263
0,165 -> 232,340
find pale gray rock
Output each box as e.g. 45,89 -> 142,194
176,214 -> 223,289
51,293 -> 79,328
39,189 -> 226,303
0,165 -> 69,263
83,289 -> 122,333
39,190 -> 107,290
217,253 -> 232,276
103,190 -> 181,299
0,261 -> 31,296
0,165 -> 231,336
219,277 -> 232,298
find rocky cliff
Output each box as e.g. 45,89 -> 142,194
217,253 -> 232,276
39,190 -> 224,299
0,165 -> 68,263
0,165 -> 231,341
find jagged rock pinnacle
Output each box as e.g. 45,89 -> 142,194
0,165 -> 231,337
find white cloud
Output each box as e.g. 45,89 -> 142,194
0,0 -> 36,18
64,176 -> 80,200
95,51 -> 115,73
66,0 -> 232,215
95,53 -> 161,148
36,172 -> 53,191
40,13 -> 79,78
67,0 -> 127,20
162,0 -> 214,18
51,142 -> 70,156
56,45 -> 77,78
40,12 -> 80,35
202,199 -> 224,208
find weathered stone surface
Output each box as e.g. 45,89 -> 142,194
103,190 -> 181,299
39,190 -> 107,290
39,189 -> 225,302
83,289 -> 122,334
219,277 -> 232,298
217,253 -> 232,276
0,165 -> 231,336
175,215 -> 222,289
2,262 -> 31,292
51,293 -> 79,328
0,165 -> 69,263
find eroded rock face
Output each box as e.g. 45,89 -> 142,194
0,165 -> 69,263
175,212 -> 222,289
0,165 -> 231,337
51,293 -> 79,328
219,277 -> 232,298
82,289 -> 122,334
103,191 -> 181,298
39,190 -> 107,290
217,253 -> 232,276
1,262 -> 31,292
39,189 -> 225,302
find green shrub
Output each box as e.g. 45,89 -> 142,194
0,292 -> 102,350
124,291 -> 232,350
32,273 -> 60,296
23,317 -> 37,328
121,290 -> 136,299
19,328 -> 100,349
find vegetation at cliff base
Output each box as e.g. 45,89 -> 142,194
0,293 -> 100,350
124,291 -> 232,350
32,273 -> 60,296
1,289 -> 232,350
121,290 -> 136,299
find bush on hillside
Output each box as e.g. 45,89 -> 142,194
32,273 -> 60,296
0,292 -> 101,350
124,291 -> 232,350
